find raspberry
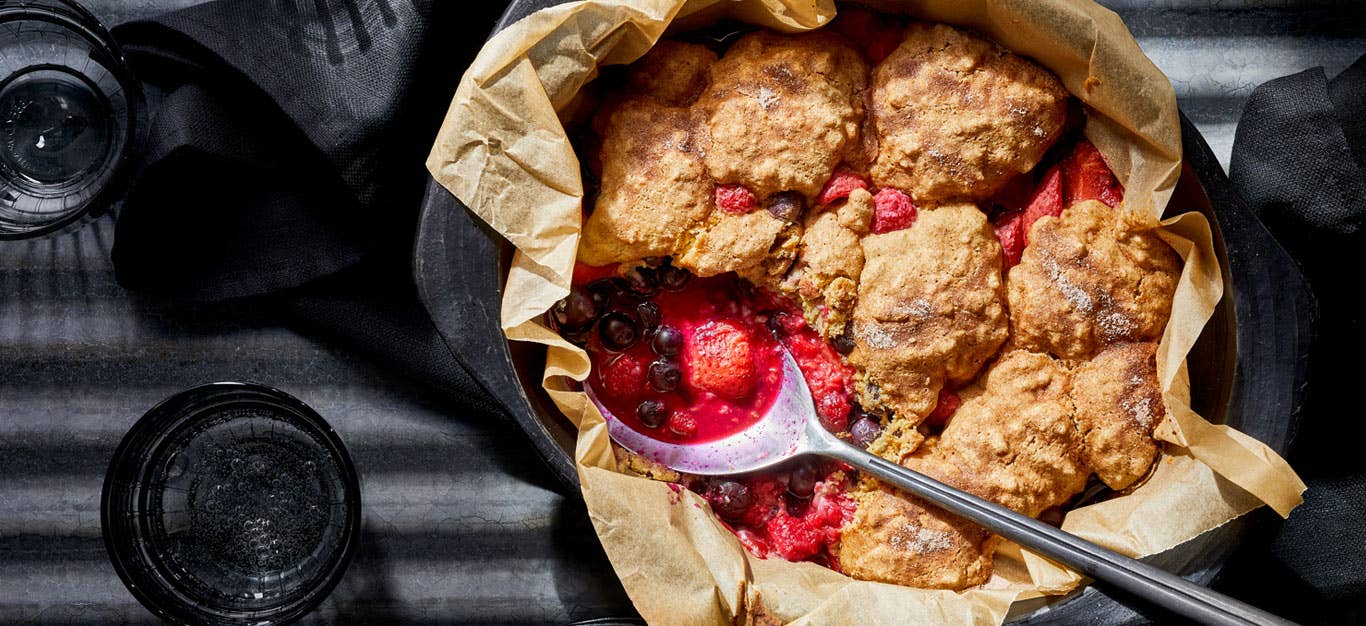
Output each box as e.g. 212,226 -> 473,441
993,209 -> 1026,268
715,183 -> 757,214
816,169 -> 870,206
816,393 -> 851,432
684,319 -> 756,400
865,29 -> 904,65
733,528 -> 771,558
598,353 -> 644,400
1061,140 -> 1124,208
1021,165 -> 1064,244
765,511 -> 823,561
871,188 -> 917,234
925,388 -> 961,426
667,412 -> 698,438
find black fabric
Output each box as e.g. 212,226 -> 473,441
1221,55 -> 1366,624
109,0 -> 508,413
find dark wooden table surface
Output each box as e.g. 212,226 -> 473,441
1,0 -> 1361,623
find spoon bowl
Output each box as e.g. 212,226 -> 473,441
585,350 -> 814,475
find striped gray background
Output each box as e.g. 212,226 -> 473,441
1,1 -> 1361,623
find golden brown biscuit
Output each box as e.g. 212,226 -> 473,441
612,445 -> 689,484
836,187 -> 874,234
1007,201 -> 1181,360
928,350 -> 1089,517
849,204 -> 1009,425
1070,342 -> 1164,490
698,31 -> 868,199
843,351 -> 1089,590
839,478 -> 997,589
677,208 -> 798,284
625,41 -> 717,105
869,23 -> 1069,203
782,201 -> 866,338
578,101 -> 712,265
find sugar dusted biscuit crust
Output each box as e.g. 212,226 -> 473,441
870,23 -> 1070,203
930,350 -> 1090,518
1071,342 -> 1164,490
850,205 -> 1008,424
1007,200 -> 1181,360
698,31 -> 868,199
839,474 -> 998,589
579,101 -> 713,266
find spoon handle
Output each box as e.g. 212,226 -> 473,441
812,436 -> 1295,626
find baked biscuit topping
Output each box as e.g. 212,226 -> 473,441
1071,342 -> 1164,490
698,32 -> 868,199
870,23 -> 1070,203
558,13 -> 1182,592
1007,200 -> 1181,360
850,205 -> 1009,426
839,473 -> 997,589
578,101 -> 712,266
926,350 -> 1090,518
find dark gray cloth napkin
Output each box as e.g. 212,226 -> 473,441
108,0 -> 510,419
1217,54 -> 1366,625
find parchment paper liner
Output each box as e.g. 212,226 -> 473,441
426,1 -> 1308,622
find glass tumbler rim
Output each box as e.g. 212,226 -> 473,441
101,382 -> 363,626
0,0 -> 143,240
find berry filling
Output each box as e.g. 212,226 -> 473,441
566,265 -> 784,444
1061,140 -> 1124,208
992,138 -> 1126,267
830,6 -> 907,64
554,261 -> 863,564
702,464 -> 855,565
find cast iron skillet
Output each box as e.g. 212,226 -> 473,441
413,2 -> 1314,622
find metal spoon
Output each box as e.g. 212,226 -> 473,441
587,349 -> 1295,626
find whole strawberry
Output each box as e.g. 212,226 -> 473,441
684,319 -> 757,400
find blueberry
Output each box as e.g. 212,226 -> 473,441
765,191 -> 805,223
648,359 -> 681,393
551,285 -> 600,331
784,492 -> 810,517
642,256 -> 666,268
651,326 -> 683,356
598,312 -> 639,351
623,266 -> 658,297
586,278 -> 623,309
831,332 -> 856,355
710,480 -> 751,521
636,301 -> 661,333
787,462 -> 817,498
658,264 -> 692,291
850,416 -> 883,449
546,306 -> 566,332
636,399 -> 667,429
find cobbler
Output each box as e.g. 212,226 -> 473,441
549,8 -> 1179,590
